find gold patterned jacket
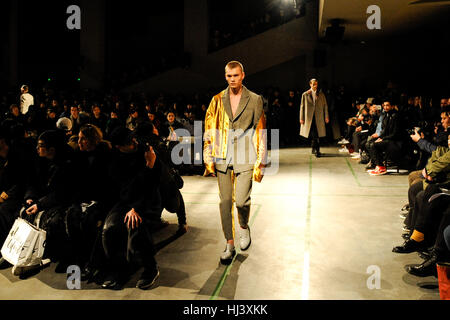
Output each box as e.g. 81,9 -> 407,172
203,86 -> 267,183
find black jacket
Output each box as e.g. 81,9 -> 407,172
108,146 -> 162,217
24,146 -> 77,211
380,110 -> 404,141
72,141 -> 113,206
0,142 -> 36,201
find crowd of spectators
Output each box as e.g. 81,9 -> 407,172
336,90 -> 450,282
0,84 -> 200,289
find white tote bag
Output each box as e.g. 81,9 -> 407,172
1,208 -> 46,268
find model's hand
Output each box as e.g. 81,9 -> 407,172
204,171 -> 216,178
300,120 -> 305,125
0,192 -> 8,203
26,204 -> 38,216
375,138 -> 383,143
325,118 -> 330,124
124,208 -> 143,229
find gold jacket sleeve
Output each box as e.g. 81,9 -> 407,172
252,111 -> 267,183
203,92 -> 230,176
203,97 -> 217,176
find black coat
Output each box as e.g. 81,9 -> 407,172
380,110 -> 405,142
0,143 -> 36,201
24,146 -> 77,211
72,141 -> 113,206
108,146 -> 162,218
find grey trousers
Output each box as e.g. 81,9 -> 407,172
217,166 -> 253,241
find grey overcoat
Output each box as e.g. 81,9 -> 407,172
299,90 -> 329,138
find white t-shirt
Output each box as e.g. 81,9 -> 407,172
20,92 -> 34,114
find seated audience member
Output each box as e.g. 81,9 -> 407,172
126,107 -> 144,131
161,111 -> 185,141
134,122 -> 188,235
24,130 -> 77,270
101,127 -> 162,290
43,108 -> 58,131
357,105 -> 381,164
70,105 -> 83,136
410,105 -> 450,154
364,106 -> 386,170
6,104 -> 26,126
350,102 -> 378,160
367,99 -> 406,175
90,104 -> 108,134
405,196 -> 450,277
338,100 -> 367,152
403,106 -> 450,197
147,111 -> 161,136
105,110 -> 123,140
56,117 -> 73,142
0,128 -> 37,268
394,144 -> 450,252
64,124 -> 113,280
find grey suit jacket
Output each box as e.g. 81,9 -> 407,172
215,86 -> 264,174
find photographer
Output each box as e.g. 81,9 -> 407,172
410,105 -> 450,154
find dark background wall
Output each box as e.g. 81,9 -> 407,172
16,0 -> 80,89
105,1 -> 184,80
2,0 -> 450,98
316,19 -> 450,96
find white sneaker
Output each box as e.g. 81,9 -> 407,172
338,146 -> 349,153
220,243 -> 236,265
239,226 -> 251,251
349,152 -> 359,157
337,139 -> 349,144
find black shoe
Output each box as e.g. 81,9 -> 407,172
151,218 -> 170,232
406,253 -> 438,277
81,266 -> 101,282
392,239 -> 427,254
175,224 -> 188,236
315,151 -> 322,158
401,232 -> 410,240
101,271 -> 122,290
136,266 -> 160,290
417,249 -> 432,261
311,148 -> 317,155
55,261 -> 70,274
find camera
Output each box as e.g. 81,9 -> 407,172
407,127 -> 422,135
